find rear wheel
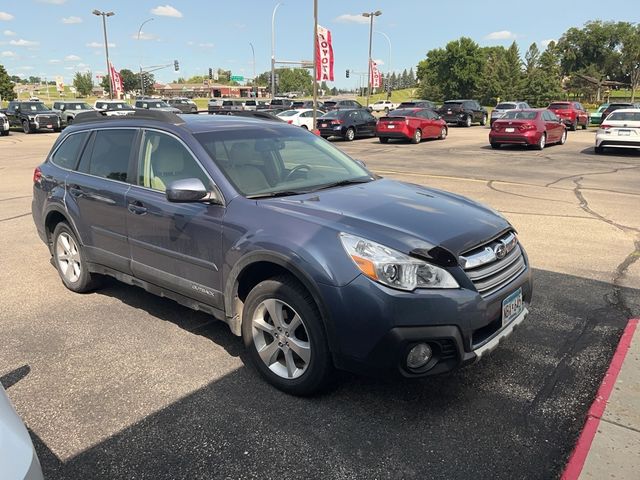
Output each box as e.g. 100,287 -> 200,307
570,120 -> 577,131
535,132 -> 547,150
480,114 -> 487,126
345,127 -> 355,141
439,127 -> 447,140
581,121 -> 587,130
242,276 -> 333,395
559,129 -> 567,145
22,120 -> 33,134
411,128 -> 422,144
301,124 -> 308,130
52,222 -> 100,293
490,143 -> 501,149
379,137 -> 389,144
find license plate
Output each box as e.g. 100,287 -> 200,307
387,124 -> 395,129
618,130 -> 631,136
321,123 -> 327,128
447,110 -> 452,114
46,124 -> 53,128
505,127 -> 515,133
502,288 -> 523,326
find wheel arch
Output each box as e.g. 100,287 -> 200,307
44,206 -> 83,252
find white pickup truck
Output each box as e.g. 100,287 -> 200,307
368,100 -> 399,113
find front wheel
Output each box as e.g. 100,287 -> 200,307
535,132 -> 546,150
22,120 -> 33,134
344,127 -> 355,141
570,120 -> 577,131
242,276 -> 333,396
464,115 -> 472,128
581,121 -> 587,130
52,222 -> 100,293
490,142 -> 501,149
0,129 -> 8,136
439,127 -> 447,140
559,129 -> 567,145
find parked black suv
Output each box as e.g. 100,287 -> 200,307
316,108 -> 377,141
32,109 -> 532,395
437,100 -> 487,127
3,101 -> 61,133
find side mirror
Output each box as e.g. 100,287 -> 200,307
166,178 -> 221,204
354,159 -> 367,168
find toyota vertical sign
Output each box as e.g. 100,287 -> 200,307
315,25 -> 334,82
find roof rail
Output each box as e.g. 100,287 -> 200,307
73,109 -> 185,125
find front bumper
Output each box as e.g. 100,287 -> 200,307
30,117 -> 60,130
321,262 -> 533,378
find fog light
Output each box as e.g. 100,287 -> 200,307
406,343 -> 433,370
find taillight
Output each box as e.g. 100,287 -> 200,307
33,166 -> 42,184
331,119 -> 342,125
405,118 -> 409,125
600,124 -> 612,130
518,123 -> 536,131
287,120 -> 293,124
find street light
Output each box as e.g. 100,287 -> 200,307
375,31 -> 391,97
362,10 -> 381,108
249,42 -> 256,97
137,17 -> 154,96
92,9 -> 115,99
271,2 -> 283,98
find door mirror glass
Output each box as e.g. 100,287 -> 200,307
166,178 -> 213,203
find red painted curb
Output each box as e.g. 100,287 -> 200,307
561,318 -> 639,480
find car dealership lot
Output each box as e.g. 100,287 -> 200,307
1,127 -> 639,479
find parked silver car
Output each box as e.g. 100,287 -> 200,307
490,101 -> 530,125
52,101 -> 95,126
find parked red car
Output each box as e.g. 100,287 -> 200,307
489,109 -> 567,150
547,101 -> 589,130
376,108 -> 448,144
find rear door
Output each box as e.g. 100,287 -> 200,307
125,129 -> 225,308
543,111 -> 561,142
67,128 -> 139,273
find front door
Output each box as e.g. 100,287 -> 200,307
126,129 -> 225,309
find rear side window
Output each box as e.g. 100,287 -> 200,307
51,132 -> 88,170
79,129 -> 136,182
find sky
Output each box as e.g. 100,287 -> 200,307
1,0 -> 639,89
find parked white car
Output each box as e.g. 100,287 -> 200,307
94,100 -> 135,116
276,108 -> 325,129
368,100 -> 399,113
0,384 -> 44,480
0,112 -> 9,136
595,108 -> 640,154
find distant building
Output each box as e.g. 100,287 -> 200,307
158,83 -> 267,99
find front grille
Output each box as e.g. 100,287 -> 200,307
36,115 -> 58,124
460,231 -> 526,298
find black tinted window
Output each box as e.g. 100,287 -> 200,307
51,132 -> 88,170
82,129 -> 136,182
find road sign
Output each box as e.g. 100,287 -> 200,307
230,75 -> 244,82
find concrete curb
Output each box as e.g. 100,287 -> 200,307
560,318 -> 639,480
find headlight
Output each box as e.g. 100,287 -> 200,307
339,233 -> 459,291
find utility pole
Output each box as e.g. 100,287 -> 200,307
362,10 -> 381,108
137,17 -> 154,96
271,3 -> 283,99
312,0 -> 318,128
93,10 -> 115,99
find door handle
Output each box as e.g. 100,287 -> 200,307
127,201 -> 148,215
68,185 -> 83,197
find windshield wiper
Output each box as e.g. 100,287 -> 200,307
246,190 -> 310,199
310,177 -> 374,192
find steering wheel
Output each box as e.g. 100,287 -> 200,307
284,164 -> 311,182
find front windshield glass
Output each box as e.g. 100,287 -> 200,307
496,103 -> 517,110
70,103 -> 91,110
194,127 -> 372,197
20,102 -> 48,111
502,111 -> 538,120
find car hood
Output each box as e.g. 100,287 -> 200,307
25,110 -> 57,115
259,178 -> 510,257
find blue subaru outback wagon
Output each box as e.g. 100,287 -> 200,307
32,110 -> 532,395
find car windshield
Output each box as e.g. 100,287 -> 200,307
20,102 -> 48,111
607,112 -> 640,121
444,101 -> 463,106
399,102 -> 416,107
69,103 -> 91,110
502,111 -> 538,120
323,101 -> 336,107
108,103 -> 130,110
597,106 -> 609,112
496,103 -> 517,110
389,109 -> 419,117
549,103 -> 570,109
277,110 -> 299,117
194,127 -> 373,197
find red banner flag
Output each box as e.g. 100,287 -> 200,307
109,62 -> 124,97
370,60 -> 381,89
315,25 -> 334,81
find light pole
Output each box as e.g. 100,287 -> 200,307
137,17 -> 154,96
375,31 -> 391,98
249,42 -> 256,97
271,2 -> 283,98
362,10 -> 381,107
93,9 -> 115,99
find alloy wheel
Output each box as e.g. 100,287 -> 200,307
55,232 -> 82,283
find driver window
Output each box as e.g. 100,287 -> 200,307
138,131 -> 211,193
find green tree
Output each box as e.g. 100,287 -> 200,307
118,69 -> 138,93
73,71 -> 93,97
619,23 -> 640,101
278,68 -> 312,95
0,64 -> 16,103
524,43 -> 540,75
477,46 -> 507,105
503,41 -> 523,99
522,41 -> 564,106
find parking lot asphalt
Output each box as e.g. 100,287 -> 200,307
1,125 -> 639,479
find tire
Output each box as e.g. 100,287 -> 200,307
594,146 -> 604,154
379,137 -> 389,144
345,127 -> 355,141
480,114 -> 487,126
559,129 -> 567,145
0,129 -> 8,136
581,121 -> 587,130
411,128 -> 422,144
535,132 -> 546,150
242,276 -> 333,396
570,120 -> 577,131
321,135 -> 329,139
438,127 -> 447,140
22,120 -> 33,134
300,124 -> 308,130
52,222 -> 100,293
384,107 -> 389,114
464,115 -> 472,128
490,143 -> 501,149
66,117 -> 73,126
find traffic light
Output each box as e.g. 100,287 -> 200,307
174,60 -> 179,71
275,73 -> 280,86
346,69 -> 350,78
208,68 -> 213,80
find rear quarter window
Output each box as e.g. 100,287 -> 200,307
50,132 -> 88,170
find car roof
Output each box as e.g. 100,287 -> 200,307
607,108 -> 640,113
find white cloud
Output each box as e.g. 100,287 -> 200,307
49,58 -> 60,63
86,42 -> 115,48
16,65 -> 34,71
150,5 -> 183,18
64,54 -> 81,61
3,30 -> 16,36
187,41 -> 195,46
62,16 -> 82,24
540,38 -> 556,47
10,39 -> 39,47
133,31 -> 159,41
373,59 -> 384,66
64,66 -> 74,70
485,30 -> 517,41
334,14 -> 369,25
1,50 -> 16,57
0,12 -> 15,21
